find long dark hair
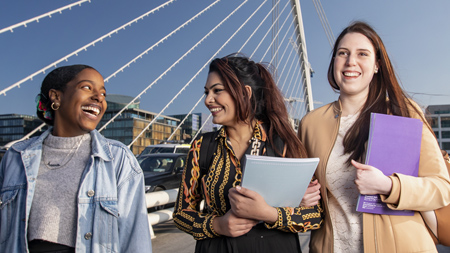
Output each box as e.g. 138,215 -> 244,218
208,53 -> 307,158
37,64 -> 96,125
328,21 -> 422,163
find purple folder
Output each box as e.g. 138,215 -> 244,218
356,113 -> 423,215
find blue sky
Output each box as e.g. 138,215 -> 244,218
1,0 -> 449,118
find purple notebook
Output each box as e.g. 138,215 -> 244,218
356,113 -> 423,215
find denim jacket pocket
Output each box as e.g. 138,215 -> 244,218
94,200 -> 119,252
0,188 -> 20,244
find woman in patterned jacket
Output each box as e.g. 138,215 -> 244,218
173,54 -> 322,253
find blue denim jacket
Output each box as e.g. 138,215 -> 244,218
0,129 -> 152,253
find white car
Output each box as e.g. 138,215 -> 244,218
137,143 -> 190,158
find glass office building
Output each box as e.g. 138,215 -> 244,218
427,104 -> 450,153
169,113 -> 218,143
0,114 -> 46,147
98,94 -> 181,155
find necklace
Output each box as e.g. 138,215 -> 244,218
42,135 -> 85,170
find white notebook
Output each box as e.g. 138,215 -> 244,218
241,155 -> 319,207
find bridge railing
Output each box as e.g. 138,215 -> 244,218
146,189 -> 179,238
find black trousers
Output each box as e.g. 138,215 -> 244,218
28,240 -> 75,253
195,224 -> 302,253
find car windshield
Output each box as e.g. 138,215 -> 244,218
140,147 -> 175,156
138,157 -> 174,173
175,147 -> 190,154
150,147 -> 176,154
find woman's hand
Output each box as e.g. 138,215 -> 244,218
229,186 -> 278,224
352,160 -> 393,195
212,210 -> 258,237
300,179 -> 321,207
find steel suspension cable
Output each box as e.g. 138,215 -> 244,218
102,0 -> 248,134
166,94 -> 205,141
237,0 -> 277,54
279,44 -> 297,91
288,60 -> 305,118
259,5 -> 295,62
127,0 -> 254,147
276,33 -> 300,89
0,0 -> 91,34
131,0 -> 284,146
249,0 -> 290,59
0,0 -> 176,96
169,1 -> 270,141
285,40 -> 303,99
104,0 -> 221,82
273,28 -> 297,80
286,58 -> 302,100
311,0 -> 334,48
268,20 -> 296,67
190,114 -> 212,145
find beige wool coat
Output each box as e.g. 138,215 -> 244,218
298,101 -> 450,253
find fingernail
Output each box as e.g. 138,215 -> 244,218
236,186 -> 241,191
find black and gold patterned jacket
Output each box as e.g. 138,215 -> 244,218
173,123 -> 323,240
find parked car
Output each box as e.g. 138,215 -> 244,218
137,143 -> 190,158
137,153 -> 187,193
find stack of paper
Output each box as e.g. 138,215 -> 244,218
241,155 -> 319,207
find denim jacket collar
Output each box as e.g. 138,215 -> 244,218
11,128 -> 113,162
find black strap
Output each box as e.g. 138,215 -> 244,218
199,130 -> 285,175
199,131 -> 219,175
265,134 -> 285,157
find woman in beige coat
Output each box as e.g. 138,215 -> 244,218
298,21 -> 450,252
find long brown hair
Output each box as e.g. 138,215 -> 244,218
208,53 -> 307,158
328,21 -> 423,163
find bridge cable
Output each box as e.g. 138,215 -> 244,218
127,0 -> 256,147
277,33 -> 300,90
166,94 -> 205,141
190,114 -> 212,145
125,0 -> 269,145
259,5 -> 295,62
279,44 -> 297,91
0,0 -> 177,96
103,0 -> 221,83
0,0 -> 91,34
249,0 -> 290,59
237,0 -> 279,54
311,0 -> 334,48
268,20 -> 296,67
273,26 -> 298,78
100,0 -> 247,134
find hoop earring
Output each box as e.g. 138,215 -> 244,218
51,102 -> 60,111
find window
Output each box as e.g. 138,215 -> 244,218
429,117 -> 439,128
442,131 -> 450,139
442,142 -> 450,150
442,117 -> 450,128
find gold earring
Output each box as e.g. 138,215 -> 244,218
51,102 -> 60,111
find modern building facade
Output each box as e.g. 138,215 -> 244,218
98,94 -> 182,155
427,104 -> 450,153
0,114 -> 47,147
169,113 -> 218,143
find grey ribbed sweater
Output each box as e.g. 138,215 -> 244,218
28,132 -> 91,247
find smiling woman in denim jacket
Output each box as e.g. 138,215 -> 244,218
0,65 -> 152,253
